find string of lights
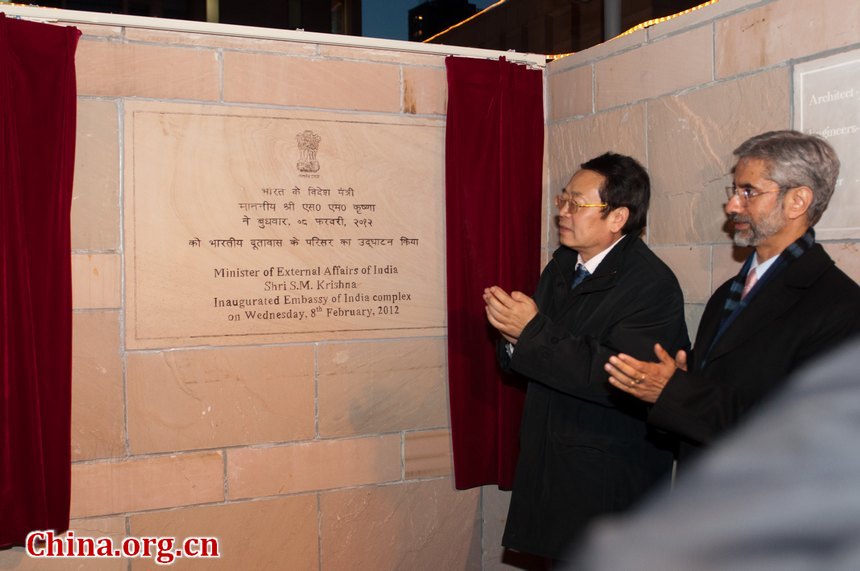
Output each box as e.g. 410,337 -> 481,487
424,0 -> 721,62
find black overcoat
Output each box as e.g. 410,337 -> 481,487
650,243 -> 860,456
499,234 -> 689,559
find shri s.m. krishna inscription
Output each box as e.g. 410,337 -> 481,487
124,103 -> 445,349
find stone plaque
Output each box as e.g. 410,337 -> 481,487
794,49 -> 860,239
125,103 -> 445,349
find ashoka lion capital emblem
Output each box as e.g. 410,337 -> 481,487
296,130 -> 321,173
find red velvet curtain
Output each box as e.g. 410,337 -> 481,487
1,14 -> 80,547
445,56 -> 543,489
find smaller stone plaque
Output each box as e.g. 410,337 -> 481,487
794,49 -> 860,239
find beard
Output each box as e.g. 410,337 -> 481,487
730,205 -> 787,247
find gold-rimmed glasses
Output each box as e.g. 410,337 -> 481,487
554,194 -> 608,213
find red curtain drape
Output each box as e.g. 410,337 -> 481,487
1,14 -> 80,547
445,56 -> 544,490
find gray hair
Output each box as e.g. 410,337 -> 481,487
733,130 -> 840,226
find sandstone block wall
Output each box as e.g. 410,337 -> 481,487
0,14 -> 481,571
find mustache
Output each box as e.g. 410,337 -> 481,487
729,214 -> 751,225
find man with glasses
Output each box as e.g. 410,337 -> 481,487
604,130 -> 860,463
483,152 -> 689,561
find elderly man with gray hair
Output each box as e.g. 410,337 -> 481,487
604,130 -> 860,463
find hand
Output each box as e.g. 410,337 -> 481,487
483,286 -> 538,344
604,343 -> 684,403
676,348 -> 688,372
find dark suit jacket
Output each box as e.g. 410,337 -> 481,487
650,243 -> 860,457
499,234 -> 689,559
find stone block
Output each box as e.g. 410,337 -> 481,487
76,40 -> 220,100
403,66 -> 447,115
70,452 -> 224,518
223,52 -> 401,112
822,241 -> 860,284
685,303 -> 707,340
318,338 -> 448,437
72,253 -> 121,310
595,26 -> 712,110
717,0 -> 860,78
227,436 -> 401,499
319,479 -> 481,571
548,63 -> 592,120
127,345 -> 315,454
73,98 -> 120,251
129,496 -> 318,570
652,245 -> 711,304
72,311 -> 124,461
404,429 -> 453,479
711,243 -> 750,293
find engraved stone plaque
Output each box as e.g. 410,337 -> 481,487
794,49 -> 860,239
125,103 -> 445,349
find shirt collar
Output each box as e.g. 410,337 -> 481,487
750,252 -> 779,279
577,234 -> 626,274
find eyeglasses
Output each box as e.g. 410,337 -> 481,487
554,194 -> 608,213
725,184 -> 781,203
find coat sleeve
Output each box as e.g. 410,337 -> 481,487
647,367 -> 741,445
649,278 -> 860,446
508,276 -> 688,408
495,338 -> 513,372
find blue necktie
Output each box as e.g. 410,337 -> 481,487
571,265 -> 590,289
